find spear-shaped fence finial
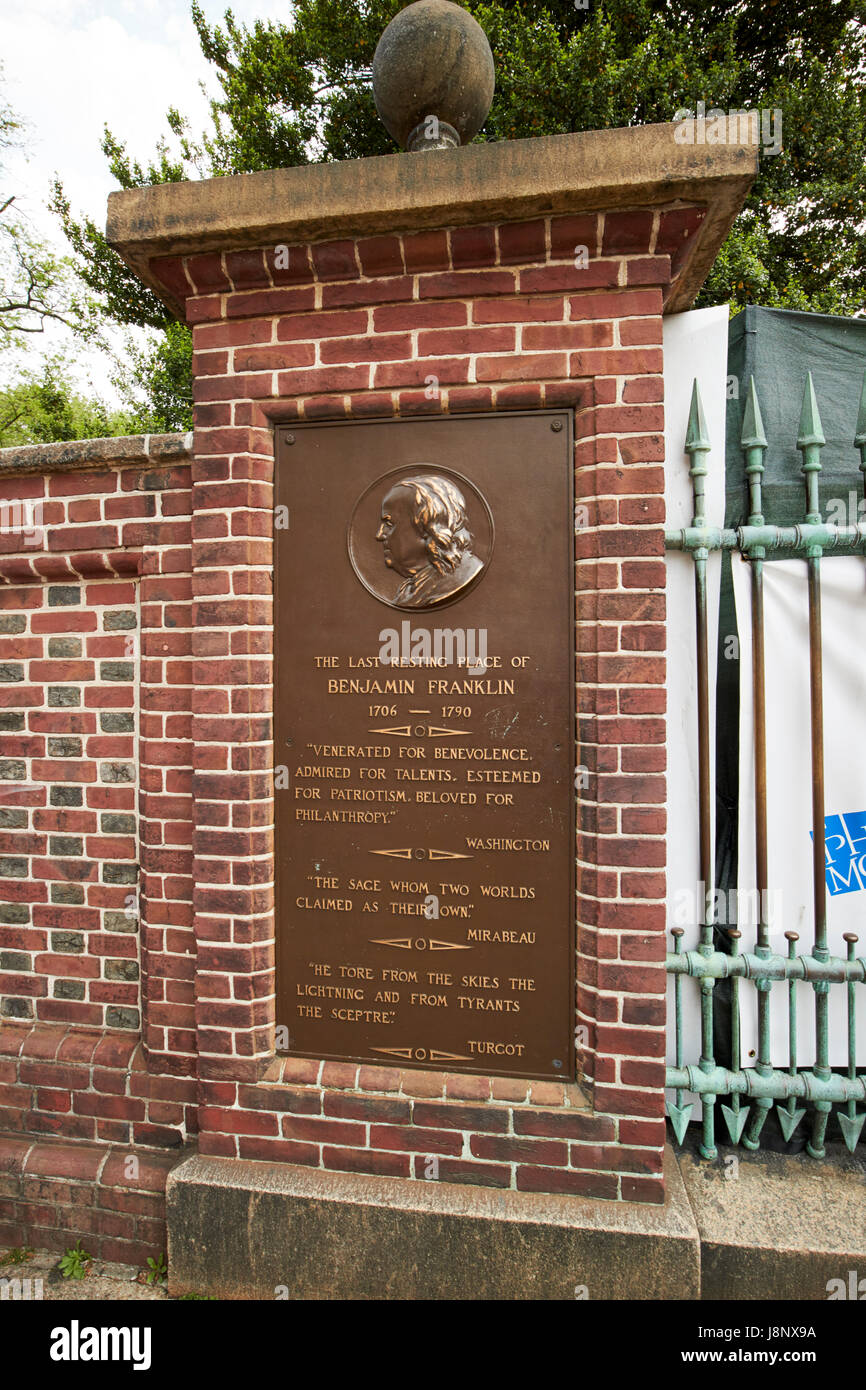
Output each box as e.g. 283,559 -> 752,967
741,376 -> 768,526
797,372 -> 825,526
685,379 -> 711,527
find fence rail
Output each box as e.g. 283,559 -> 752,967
664,370 -> 866,1159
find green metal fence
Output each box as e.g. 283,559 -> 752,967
664,372 -> 866,1159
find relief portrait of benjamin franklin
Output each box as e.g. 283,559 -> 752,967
375,473 -> 485,609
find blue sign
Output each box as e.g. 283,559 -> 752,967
813,812 -> 866,895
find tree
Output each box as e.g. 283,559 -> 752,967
0,71 -> 146,445
0,69 -> 98,349
108,320 -> 194,435
53,0 -> 866,425
0,359 -> 134,448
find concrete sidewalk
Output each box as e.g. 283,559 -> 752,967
674,1134 -> 865,1300
0,1251 -> 169,1301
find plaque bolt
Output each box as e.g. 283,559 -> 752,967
286,433 -> 296,445
551,419 -> 563,432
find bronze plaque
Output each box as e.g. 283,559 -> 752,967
274,412 -> 574,1080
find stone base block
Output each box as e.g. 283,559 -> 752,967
676,1140 -> 866,1300
165,1146 -> 698,1300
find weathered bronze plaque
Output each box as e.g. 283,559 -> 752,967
274,412 -> 574,1080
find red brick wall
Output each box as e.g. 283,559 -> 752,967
0,1128 -> 178,1266
0,440 -> 195,1072
0,204 -> 702,1218
0,568 -> 140,1031
0,1021 -> 195,1148
0,439 -> 194,1256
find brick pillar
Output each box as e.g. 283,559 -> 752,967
138,207 -> 692,1199
105,128 -> 754,1202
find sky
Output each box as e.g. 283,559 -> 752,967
0,0 -> 287,396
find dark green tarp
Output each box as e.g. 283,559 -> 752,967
725,306 -> 866,529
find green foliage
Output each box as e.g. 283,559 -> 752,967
0,360 -> 135,448
144,1252 -> 168,1285
1,1246 -> 34,1264
50,179 -> 169,334
0,66 -> 99,349
58,1240 -> 93,1280
110,321 -> 194,434
50,0 -> 865,431
0,213 -> 98,348
122,322 -> 193,430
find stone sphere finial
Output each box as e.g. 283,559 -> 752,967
372,0 -> 495,153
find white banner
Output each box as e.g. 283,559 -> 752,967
733,555 -> 866,1066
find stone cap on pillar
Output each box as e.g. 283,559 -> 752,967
107,123 -> 757,317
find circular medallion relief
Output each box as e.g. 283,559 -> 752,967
347,465 -> 494,611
